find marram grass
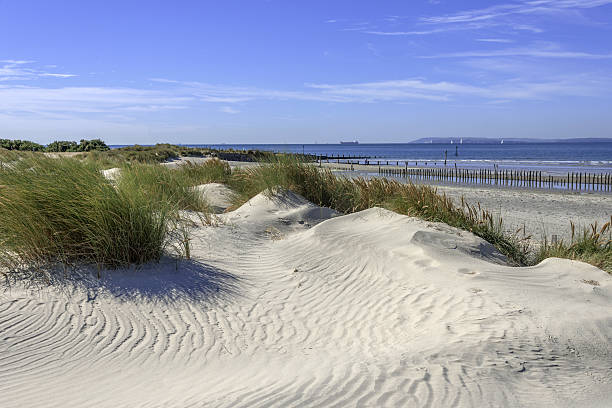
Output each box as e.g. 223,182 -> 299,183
1,153 -> 607,277
0,155 -> 174,274
227,157 -> 530,265
536,218 -> 611,273
118,163 -> 210,212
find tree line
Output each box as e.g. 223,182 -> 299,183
0,138 -> 110,152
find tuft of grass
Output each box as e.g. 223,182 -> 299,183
76,144 -> 206,165
536,218 -> 611,273
0,155 -> 174,274
118,163 -> 209,212
228,157 -> 529,265
174,158 -> 232,185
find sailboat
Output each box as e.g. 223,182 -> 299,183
500,139 -> 504,144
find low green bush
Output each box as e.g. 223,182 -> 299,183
0,138 -> 44,151
46,139 -> 109,152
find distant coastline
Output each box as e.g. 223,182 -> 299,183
409,137 -> 612,144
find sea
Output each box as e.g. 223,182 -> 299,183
110,142 -> 612,175
188,142 -> 612,175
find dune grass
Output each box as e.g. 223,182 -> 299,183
174,158 -> 232,185
152,157 -> 611,271
0,155 -> 183,276
79,144 -> 208,165
535,219 -> 611,273
1,152 -> 607,276
225,157 -> 530,265
230,157 -> 611,271
118,163 -> 210,212
78,144 -> 276,167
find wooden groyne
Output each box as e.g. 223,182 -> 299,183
375,165 -> 612,192
317,154 -> 372,161
317,157 -> 611,192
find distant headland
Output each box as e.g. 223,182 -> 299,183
410,137 -> 612,144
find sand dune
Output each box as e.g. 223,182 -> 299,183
194,183 -> 235,213
1,189 -> 610,407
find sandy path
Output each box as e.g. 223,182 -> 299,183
1,190 -> 610,407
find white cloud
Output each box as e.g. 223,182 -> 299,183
306,76 -> 608,102
39,73 -> 77,78
422,0 -> 612,25
356,0 -> 611,37
1,58 -> 609,125
220,106 -> 240,114
0,60 -> 76,81
422,42 -> 612,59
0,85 -> 193,114
477,38 -> 515,43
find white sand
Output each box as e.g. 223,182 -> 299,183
101,167 -> 121,181
1,189 -> 611,407
434,184 -> 612,243
326,163 -> 611,243
160,156 -> 213,168
194,183 -> 235,213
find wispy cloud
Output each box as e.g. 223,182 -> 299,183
1,58 -> 609,124
3,74 -> 607,120
477,38 -> 515,43
306,76 -> 608,101
422,0 -> 612,25
355,0 -> 612,37
0,60 -> 76,81
0,85 -> 193,115
220,106 -> 240,114
365,22 -> 490,36
422,42 -> 612,58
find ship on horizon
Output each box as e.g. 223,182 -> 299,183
340,140 -> 359,145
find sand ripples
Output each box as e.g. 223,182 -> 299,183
1,191 -> 611,407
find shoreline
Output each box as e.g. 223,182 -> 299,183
320,160 -> 612,177
328,166 -> 611,243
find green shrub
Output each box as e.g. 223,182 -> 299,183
45,139 -> 109,152
0,138 -> 44,151
46,140 -> 79,152
76,138 -> 109,152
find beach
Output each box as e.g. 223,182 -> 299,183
432,184 -> 611,243
167,156 -> 610,242
1,187 -> 611,407
3,0 -> 612,404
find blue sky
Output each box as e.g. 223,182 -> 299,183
1,0 -> 612,144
